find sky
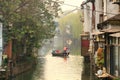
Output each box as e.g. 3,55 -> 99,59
60,0 -> 85,11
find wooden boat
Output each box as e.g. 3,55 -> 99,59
51,50 -> 69,57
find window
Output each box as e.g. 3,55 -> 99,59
113,37 -> 116,44
99,14 -> 103,23
110,37 -> 116,45
119,46 -> 120,75
114,46 -> 119,76
113,38 -> 120,76
119,38 -> 120,44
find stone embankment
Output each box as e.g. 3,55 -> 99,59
0,59 -> 36,80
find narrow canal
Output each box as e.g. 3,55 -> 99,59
12,52 -> 90,80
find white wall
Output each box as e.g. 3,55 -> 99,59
95,0 -> 103,30
83,3 -> 92,33
107,0 -> 119,18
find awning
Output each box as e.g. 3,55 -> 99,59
92,31 -> 105,35
100,27 -> 120,33
97,14 -> 120,29
110,32 -> 120,37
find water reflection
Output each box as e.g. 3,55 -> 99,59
13,54 -> 91,80
31,57 -> 45,80
44,54 -> 83,80
81,62 -> 90,80
13,57 -> 45,80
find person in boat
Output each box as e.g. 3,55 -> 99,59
63,46 -> 67,56
66,48 -> 70,56
52,48 -> 55,54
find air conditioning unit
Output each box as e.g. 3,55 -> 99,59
112,0 -> 120,4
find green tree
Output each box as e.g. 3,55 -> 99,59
59,10 -> 83,38
0,0 -> 62,58
58,10 -> 83,55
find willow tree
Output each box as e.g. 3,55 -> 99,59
0,0 -> 62,57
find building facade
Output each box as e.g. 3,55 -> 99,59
81,0 -> 120,78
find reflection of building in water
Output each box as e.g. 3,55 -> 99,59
81,62 -> 90,80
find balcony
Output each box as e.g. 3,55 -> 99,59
112,0 -> 120,5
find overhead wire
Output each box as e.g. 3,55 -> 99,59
60,3 -> 79,8
83,7 -> 118,15
57,1 -> 118,16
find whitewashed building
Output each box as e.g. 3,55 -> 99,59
81,0 -> 120,78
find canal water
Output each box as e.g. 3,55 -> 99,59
12,52 -> 90,80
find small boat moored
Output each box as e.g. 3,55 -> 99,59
51,49 -> 69,57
